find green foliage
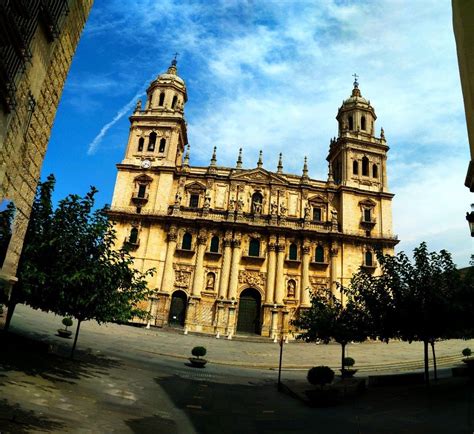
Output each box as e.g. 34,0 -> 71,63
462,348 -> 472,357
307,366 -> 335,387
191,346 -> 207,358
62,317 -> 73,328
343,357 -> 355,367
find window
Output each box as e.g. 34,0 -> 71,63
158,92 -> 165,106
171,95 -> 178,109
159,138 -> 166,153
372,164 -> 378,178
189,194 -> 199,208
353,160 -> 358,175
182,233 -> 192,250
138,137 -> 144,152
137,184 -> 146,198
361,116 -> 366,130
210,236 -> 219,253
365,251 -> 373,266
249,238 -> 260,257
315,245 -> 324,263
129,227 -> 138,244
148,132 -> 157,151
313,207 -> 322,222
251,192 -> 263,214
289,243 -> 298,260
362,156 -> 369,176
364,208 -> 372,222
348,116 -> 353,130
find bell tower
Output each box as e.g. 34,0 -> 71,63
122,57 -> 188,168
327,76 -> 389,192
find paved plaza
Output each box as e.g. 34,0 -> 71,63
0,305 -> 473,433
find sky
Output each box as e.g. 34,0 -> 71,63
43,0 -> 473,267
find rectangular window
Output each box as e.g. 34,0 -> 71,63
138,184 -> 146,198
189,194 -> 199,208
364,209 -> 371,222
313,207 -> 322,222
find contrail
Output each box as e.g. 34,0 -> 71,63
87,77 -> 153,155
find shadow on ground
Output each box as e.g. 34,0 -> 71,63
0,330 -> 121,385
0,398 -> 64,433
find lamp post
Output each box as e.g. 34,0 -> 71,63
466,204 -> 474,237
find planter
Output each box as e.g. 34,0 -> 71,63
340,369 -> 358,378
189,357 -> 207,368
57,329 -> 72,338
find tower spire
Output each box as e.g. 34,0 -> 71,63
236,148 -> 243,169
210,146 -> 217,166
302,156 -> 309,180
183,144 -> 190,167
257,150 -> 263,168
277,153 -> 283,174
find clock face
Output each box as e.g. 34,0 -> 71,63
141,159 -> 151,169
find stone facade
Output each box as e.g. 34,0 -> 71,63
0,1 -> 94,324
109,61 -> 398,340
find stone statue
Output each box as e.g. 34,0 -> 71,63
304,204 -> 311,219
206,272 -> 215,289
203,195 -> 211,210
331,209 -> 338,224
279,202 -> 287,216
174,192 -> 181,206
271,202 -> 278,215
135,99 -> 142,111
237,198 -> 244,211
253,201 -> 262,214
287,280 -> 296,298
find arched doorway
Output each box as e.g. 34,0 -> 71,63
236,288 -> 261,334
168,290 -> 187,327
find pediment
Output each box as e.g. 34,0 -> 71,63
359,198 -> 376,208
230,168 -> 286,185
134,174 -> 153,183
185,181 -> 206,191
308,194 -> 328,204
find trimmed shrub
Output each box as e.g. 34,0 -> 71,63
343,357 -> 355,367
62,317 -> 73,329
191,346 -> 207,358
307,366 -> 335,387
462,348 -> 472,357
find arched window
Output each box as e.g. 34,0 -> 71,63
365,251 -> 373,266
361,116 -> 366,130
210,236 -> 219,253
372,164 -> 378,178
159,138 -> 166,153
158,92 -> 165,106
353,160 -> 358,175
182,232 -> 192,250
251,192 -> 263,214
171,95 -> 178,109
137,184 -> 146,198
348,116 -> 354,130
249,238 -> 260,257
148,132 -> 157,151
129,227 -> 138,244
315,245 -> 324,263
138,137 -> 144,152
289,243 -> 298,260
362,156 -> 369,176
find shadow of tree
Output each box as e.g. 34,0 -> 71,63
0,398 -> 64,433
125,414 -> 178,434
0,331 -> 121,385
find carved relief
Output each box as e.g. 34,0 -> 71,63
173,264 -> 194,288
238,270 -> 266,288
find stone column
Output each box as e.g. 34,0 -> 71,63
226,303 -> 237,339
300,242 -> 311,306
160,226 -> 178,293
218,233 -> 233,299
191,232 -> 207,297
265,239 -> 277,303
274,239 -> 286,304
227,235 -> 241,300
270,308 -> 279,341
330,245 -> 339,295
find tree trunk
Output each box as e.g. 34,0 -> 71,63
423,340 -> 430,386
341,343 -> 346,373
70,319 -> 81,359
3,301 -> 16,331
430,341 -> 437,381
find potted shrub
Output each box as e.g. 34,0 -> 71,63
340,356 -> 357,378
462,348 -> 474,369
189,346 -> 207,368
57,317 -> 73,338
305,366 -> 338,406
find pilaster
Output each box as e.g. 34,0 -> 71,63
300,242 -> 311,306
160,226 -> 178,292
191,231 -> 207,297
274,239 -> 286,304
227,234 -> 241,300
218,234 -> 233,299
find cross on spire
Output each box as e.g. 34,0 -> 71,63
352,73 -> 359,88
173,52 -> 179,61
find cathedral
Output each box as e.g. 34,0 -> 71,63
109,59 -> 398,340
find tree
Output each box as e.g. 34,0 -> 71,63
6,175 -> 154,357
346,243 -> 460,384
292,289 -> 368,374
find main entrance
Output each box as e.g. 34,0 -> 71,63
168,290 -> 187,327
236,288 -> 261,334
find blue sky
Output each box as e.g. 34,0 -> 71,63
44,0 -> 473,266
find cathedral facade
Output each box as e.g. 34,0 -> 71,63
109,60 -> 398,339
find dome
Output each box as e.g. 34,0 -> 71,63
156,59 -> 185,85
343,84 -> 369,106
